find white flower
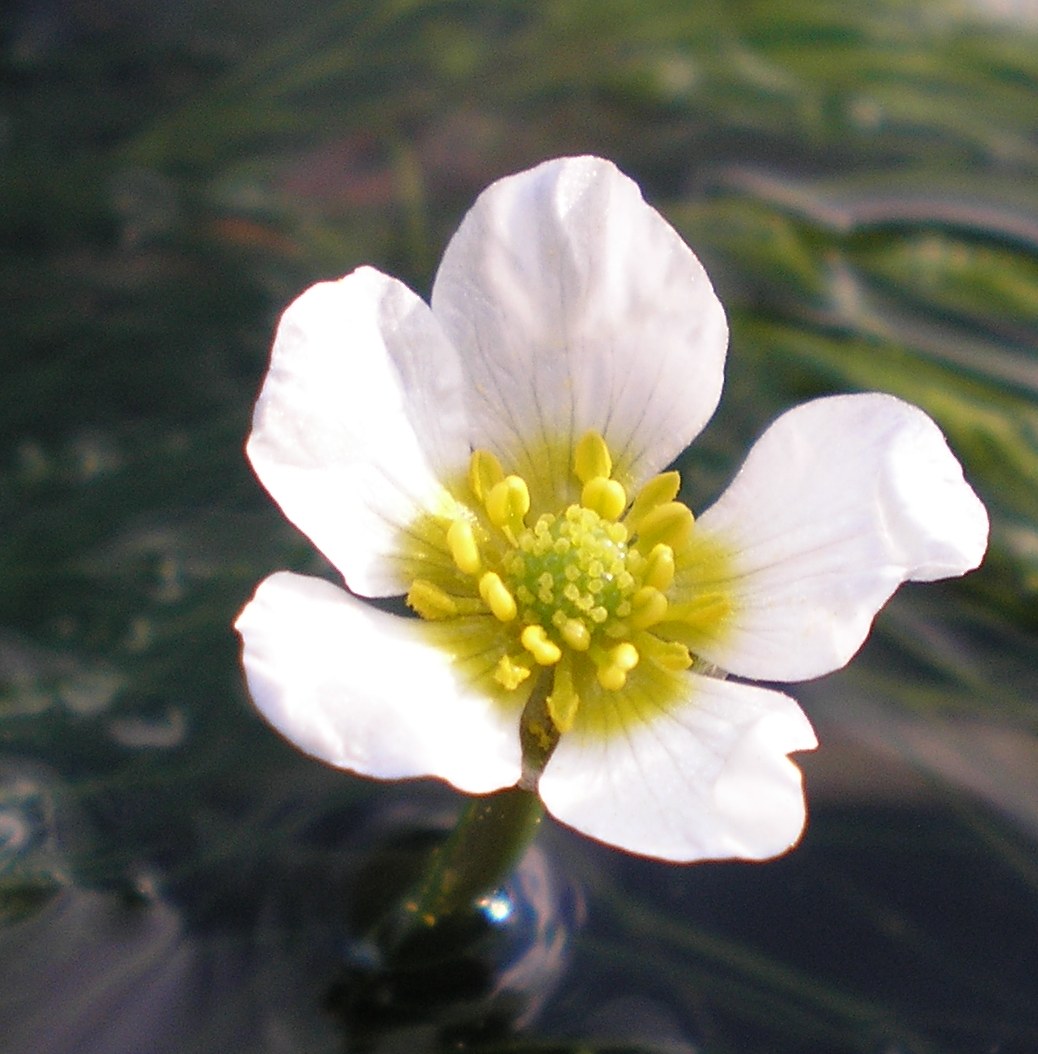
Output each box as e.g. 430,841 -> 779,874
235,157 -> 988,863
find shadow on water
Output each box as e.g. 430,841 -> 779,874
5,753 -> 1038,1052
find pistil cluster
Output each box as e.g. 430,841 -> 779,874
407,432 -> 699,736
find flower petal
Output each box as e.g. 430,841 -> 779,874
235,571 -> 524,794
247,267 -> 470,597
686,393 -> 989,682
538,675 -> 816,862
430,156 -> 727,502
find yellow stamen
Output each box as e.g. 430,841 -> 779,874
596,641 -> 640,691
521,624 -> 563,666
637,633 -> 692,671
626,471 -> 681,532
486,475 -> 531,538
469,449 -> 504,503
573,430 -> 612,484
407,579 -> 459,620
446,518 -> 481,575
479,572 -> 518,622
635,501 -> 694,553
581,476 -> 627,521
643,543 -> 676,591
494,654 -> 532,690
628,586 -> 669,630
559,617 -> 591,651
547,656 -> 580,732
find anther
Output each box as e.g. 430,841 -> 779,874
560,618 -> 591,651
486,475 -> 531,538
407,580 -> 459,620
573,431 -> 612,484
547,656 -> 580,732
635,501 -> 694,553
521,624 -> 563,666
643,543 -> 676,591
626,471 -> 681,532
447,518 -> 481,575
494,654 -> 532,690
581,476 -> 627,521
469,449 -> 504,503
628,586 -> 669,630
596,642 -> 640,691
637,633 -> 693,671
479,572 -> 518,622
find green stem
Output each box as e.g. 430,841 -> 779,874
376,785 -> 544,955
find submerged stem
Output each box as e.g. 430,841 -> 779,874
371,673 -> 555,958
376,784 -> 544,955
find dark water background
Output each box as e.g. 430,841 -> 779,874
3,1 -> 1038,1051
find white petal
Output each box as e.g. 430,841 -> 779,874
689,393 -> 989,682
430,156 -> 727,500
247,268 -> 470,597
234,571 -> 523,794
538,675 -> 816,862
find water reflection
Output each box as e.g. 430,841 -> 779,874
328,808 -> 582,1049
2,781 -> 582,1052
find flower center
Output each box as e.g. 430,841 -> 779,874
505,506 -> 635,646
406,431 -> 701,736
